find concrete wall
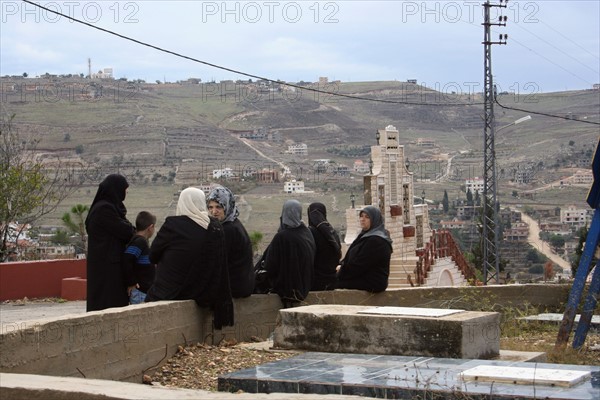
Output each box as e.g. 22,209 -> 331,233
305,284 -> 571,312
0,295 -> 283,382
0,259 -> 86,301
0,284 -> 571,383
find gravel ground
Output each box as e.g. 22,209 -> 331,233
147,340 -> 298,391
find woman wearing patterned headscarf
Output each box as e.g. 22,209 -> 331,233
336,206 -> 392,293
146,187 -> 234,329
307,202 -> 341,291
85,174 -> 135,312
263,199 -> 316,307
207,186 -> 254,298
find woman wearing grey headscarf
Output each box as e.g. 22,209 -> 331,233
264,199 -> 316,307
336,205 -> 392,293
207,186 -> 254,298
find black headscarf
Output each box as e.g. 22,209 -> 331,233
358,206 -> 392,245
308,202 -> 341,256
86,174 -> 129,222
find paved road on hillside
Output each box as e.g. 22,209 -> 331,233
519,211 -> 572,274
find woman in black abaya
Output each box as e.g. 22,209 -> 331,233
85,174 -> 135,312
336,206 -> 392,293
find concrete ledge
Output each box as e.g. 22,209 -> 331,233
0,373 -> 363,400
0,295 -> 284,382
273,305 -> 500,359
305,284 -> 571,312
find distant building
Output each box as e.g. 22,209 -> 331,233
465,177 -> 484,195
416,138 -> 436,147
504,222 -> 529,242
36,245 -> 76,260
571,169 -> 593,185
313,159 -> 329,173
560,205 -> 589,227
286,143 -> 307,156
407,79 -> 418,84
212,168 -> 234,179
196,183 -> 221,195
257,168 -> 279,183
332,164 -> 350,176
91,68 -> 113,79
514,164 -> 534,184
284,180 -> 305,193
456,205 -> 480,220
440,219 -> 466,229
354,159 -> 370,174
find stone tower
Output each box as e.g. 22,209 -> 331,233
345,125 -> 432,258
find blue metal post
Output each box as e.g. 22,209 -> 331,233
573,260 -> 600,349
555,209 -> 600,348
555,138 -> 600,349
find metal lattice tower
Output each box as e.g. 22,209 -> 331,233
482,1 -> 507,284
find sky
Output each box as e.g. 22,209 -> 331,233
1,0 -> 599,93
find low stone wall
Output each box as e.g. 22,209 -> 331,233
0,284 -> 571,383
0,295 -> 283,382
305,284 -> 571,312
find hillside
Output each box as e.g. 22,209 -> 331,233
1,78 -> 598,237
2,78 -> 597,177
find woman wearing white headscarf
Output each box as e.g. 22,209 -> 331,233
207,186 -> 254,298
263,200 -> 316,307
146,187 -> 234,329
336,205 -> 392,293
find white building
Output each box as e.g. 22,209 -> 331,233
91,68 -> 114,79
560,205 -> 589,227
284,180 -> 305,193
212,168 -> 234,179
465,177 -> 484,195
571,169 -> 593,185
286,143 -> 307,156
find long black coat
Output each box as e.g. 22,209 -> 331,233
336,234 -> 392,293
223,219 -> 254,298
309,225 -> 341,291
264,225 -> 316,303
85,200 -> 135,311
145,216 -> 234,329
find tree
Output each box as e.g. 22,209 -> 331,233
51,229 -> 70,245
442,190 -> 449,213
549,234 -> 565,251
22,72 -> 28,78
466,189 -> 473,206
1,115 -> 82,262
62,204 -> 89,254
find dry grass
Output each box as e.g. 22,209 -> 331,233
501,319 -> 600,365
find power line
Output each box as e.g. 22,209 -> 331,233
20,0 -> 481,107
507,35 -> 597,87
495,97 -> 600,125
511,22 -> 598,76
538,19 -> 600,62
